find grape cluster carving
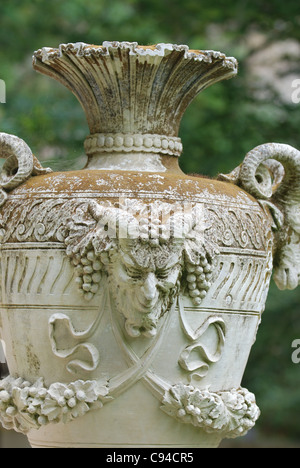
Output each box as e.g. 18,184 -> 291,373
185,253 -> 213,306
71,249 -> 105,301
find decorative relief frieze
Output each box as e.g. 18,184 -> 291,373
0,197 -> 271,250
0,195 -> 273,336
0,249 -> 74,299
205,205 -> 271,251
0,199 -> 73,244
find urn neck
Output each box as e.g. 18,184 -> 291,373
83,132 -> 183,172
32,41 -> 238,172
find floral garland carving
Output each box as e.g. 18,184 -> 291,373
0,373 -> 259,439
0,375 -> 110,434
161,383 -> 260,439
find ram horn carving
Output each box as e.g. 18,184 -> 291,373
0,132 -> 52,206
218,143 -> 300,291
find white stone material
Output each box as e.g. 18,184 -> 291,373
0,41 -> 298,448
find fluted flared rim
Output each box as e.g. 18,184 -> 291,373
34,41 -> 238,70
33,41 -> 238,140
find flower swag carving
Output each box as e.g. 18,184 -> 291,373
0,374 -> 259,438
0,375 -> 111,434
161,384 -> 260,439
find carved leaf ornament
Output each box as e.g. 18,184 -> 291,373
0,375 -> 110,433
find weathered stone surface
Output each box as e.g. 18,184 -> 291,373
0,41 -> 298,448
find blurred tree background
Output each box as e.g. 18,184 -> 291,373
0,0 -> 300,448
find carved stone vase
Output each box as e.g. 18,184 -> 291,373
0,42 -> 299,448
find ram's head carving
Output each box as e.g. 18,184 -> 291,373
65,199 -> 216,338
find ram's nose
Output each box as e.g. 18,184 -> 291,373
140,273 -> 159,305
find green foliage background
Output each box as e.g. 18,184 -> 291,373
0,0 -> 299,447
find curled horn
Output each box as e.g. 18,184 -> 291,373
0,133 -> 34,191
0,133 -> 52,206
238,143 -> 300,291
239,143 -> 300,204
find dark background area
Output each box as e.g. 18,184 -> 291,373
0,0 -> 300,448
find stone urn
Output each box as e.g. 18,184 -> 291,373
0,41 -> 299,449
